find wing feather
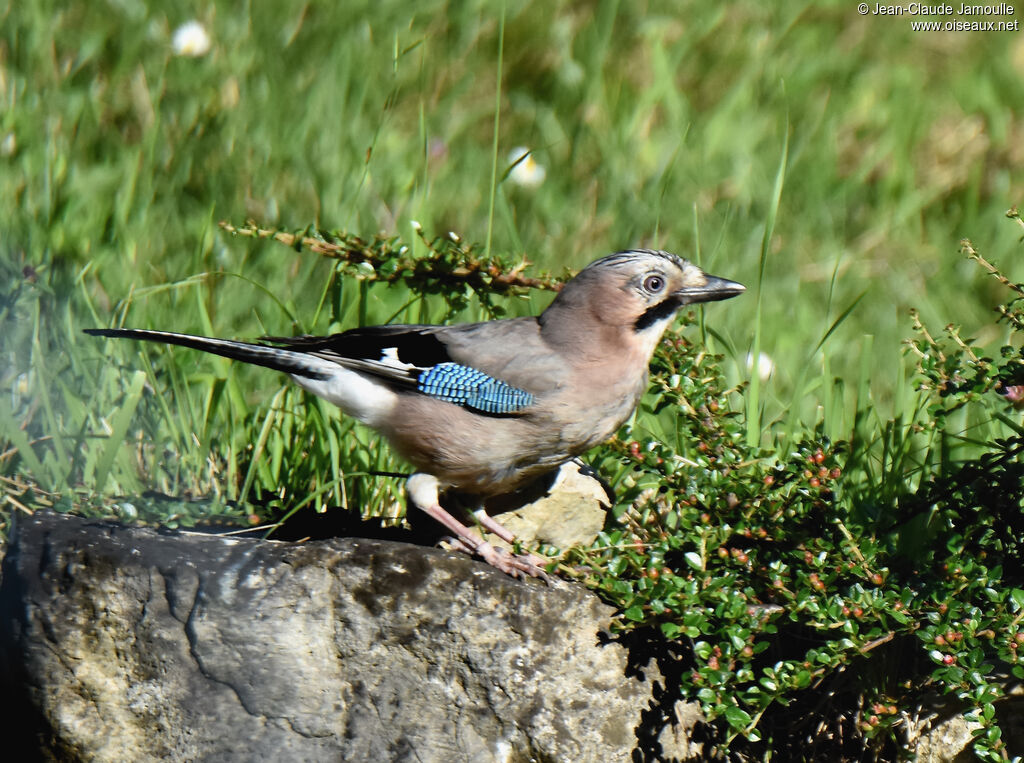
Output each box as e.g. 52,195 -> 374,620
262,321 -> 547,415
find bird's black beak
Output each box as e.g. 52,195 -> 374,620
676,275 -> 746,305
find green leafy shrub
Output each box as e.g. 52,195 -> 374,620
572,213 -> 1024,760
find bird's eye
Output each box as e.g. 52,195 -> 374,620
643,274 -> 665,293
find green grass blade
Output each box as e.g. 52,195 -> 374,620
238,386 -> 287,506
814,291 -> 867,355
94,370 -> 147,493
0,401 -> 47,481
746,128 -> 789,448
483,2 -> 506,259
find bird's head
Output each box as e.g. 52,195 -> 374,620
540,249 -> 744,354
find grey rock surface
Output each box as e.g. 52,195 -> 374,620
0,511 -> 697,762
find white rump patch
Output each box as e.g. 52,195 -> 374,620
289,358 -> 398,427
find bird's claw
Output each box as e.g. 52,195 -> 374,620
478,543 -> 553,582
440,535 -> 552,582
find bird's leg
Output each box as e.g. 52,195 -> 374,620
470,509 -> 550,569
406,474 -> 550,581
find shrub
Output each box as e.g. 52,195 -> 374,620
575,211 -> 1024,760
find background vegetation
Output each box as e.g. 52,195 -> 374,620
3,0 -> 1024,759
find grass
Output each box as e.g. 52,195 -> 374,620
3,3 -> 1023,517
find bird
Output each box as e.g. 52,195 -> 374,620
85,250 -> 744,579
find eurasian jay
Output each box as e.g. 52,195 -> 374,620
85,250 -> 744,578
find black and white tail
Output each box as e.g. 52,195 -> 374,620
84,328 -> 401,426
83,328 -> 331,380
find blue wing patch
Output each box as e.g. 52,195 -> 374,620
417,363 -> 535,414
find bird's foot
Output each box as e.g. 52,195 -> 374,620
469,509 -> 551,570
515,548 -> 554,572
440,535 -> 552,582
476,542 -> 552,582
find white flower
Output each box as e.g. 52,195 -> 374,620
507,147 -> 546,188
172,21 -> 212,57
746,352 -> 775,383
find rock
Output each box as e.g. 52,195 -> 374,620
481,460 -> 612,551
913,712 -> 980,763
658,702 -> 708,761
906,687 -> 1024,762
0,510 -> 701,762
